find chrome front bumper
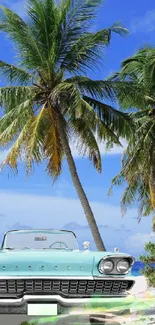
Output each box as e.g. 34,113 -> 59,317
0,294 -> 132,315
0,293 -> 129,306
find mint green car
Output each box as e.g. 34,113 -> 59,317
0,229 -> 135,316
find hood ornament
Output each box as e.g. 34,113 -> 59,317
83,241 -> 90,251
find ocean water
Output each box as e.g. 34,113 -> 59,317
131,261 -> 155,276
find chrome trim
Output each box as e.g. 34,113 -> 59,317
0,275 -> 135,280
100,254 -> 135,264
93,276 -> 135,281
3,229 -> 77,237
0,293 -> 131,307
98,255 -> 135,275
0,276 -> 94,280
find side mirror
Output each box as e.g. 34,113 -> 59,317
83,241 -> 90,250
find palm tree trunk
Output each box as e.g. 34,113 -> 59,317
149,168 -> 155,209
57,116 -> 106,251
153,217 -> 155,233
149,148 -> 155,233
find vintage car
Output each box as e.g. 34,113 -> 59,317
0,229 -> 135,316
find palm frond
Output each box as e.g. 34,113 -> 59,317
26,0 -> 60,71
120,47 -> 155,87
83,96 -> 133,139
0,99 -> 33,145
137,183 -> 151,221
121,182 -> 138,216
108,75 -> 148,110
60,0 -> 103,30
65,76 -> 117,100
45,106 -> 64,180
108,171 -> 125,196
70,116 -> 102,172
0,5 -> 45,70
109,21 -> 128,36
0,86 -> 36,112
58,0 -> 103,62
25,104 -> 48,172
0,116 -> 34,172
81,98 -> 122,146
60,24 -> 128,73
0,61 -> 32,84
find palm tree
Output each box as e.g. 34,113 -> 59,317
108,114 -> 155,227
109,47 -> 155,232
0,0 -> 133,251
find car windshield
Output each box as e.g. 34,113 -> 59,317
2,230 -> 78,250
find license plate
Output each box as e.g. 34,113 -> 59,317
27,303 -> 57,316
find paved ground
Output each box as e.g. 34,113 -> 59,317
0,314 -> 123,325
0,312 -> 155,325
0,315 -> 91,325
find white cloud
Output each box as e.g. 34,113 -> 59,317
125,232 -> 155,252
0,190 -> 152,255
70,138 -> 127,158
130,9 -> 155,33
0,190 -> 133,228
0,189 -> 151,232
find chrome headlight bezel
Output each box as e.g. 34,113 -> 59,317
98,255 -> 135,275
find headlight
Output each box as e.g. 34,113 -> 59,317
98,259 -> 114,274
116,259 -> 130,273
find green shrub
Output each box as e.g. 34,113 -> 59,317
139,242 -> 155,287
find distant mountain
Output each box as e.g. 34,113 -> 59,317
62,222 -> 113,231
0,213 -> 5,218
7,223 -> 33,231
120,224 -> 131,232
0,223 -> 33,246
62,222 -> 87,230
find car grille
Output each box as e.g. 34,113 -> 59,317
0,279 -> 134,298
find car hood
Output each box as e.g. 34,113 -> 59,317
0,249 -> 133,277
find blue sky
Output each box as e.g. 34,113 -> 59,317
0,0 -> 155,257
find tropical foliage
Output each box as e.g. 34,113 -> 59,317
0,0 -> 135,251
139,242 -> 155,287
109,47 -> 155,229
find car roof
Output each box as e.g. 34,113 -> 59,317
4,229 -> 77,238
